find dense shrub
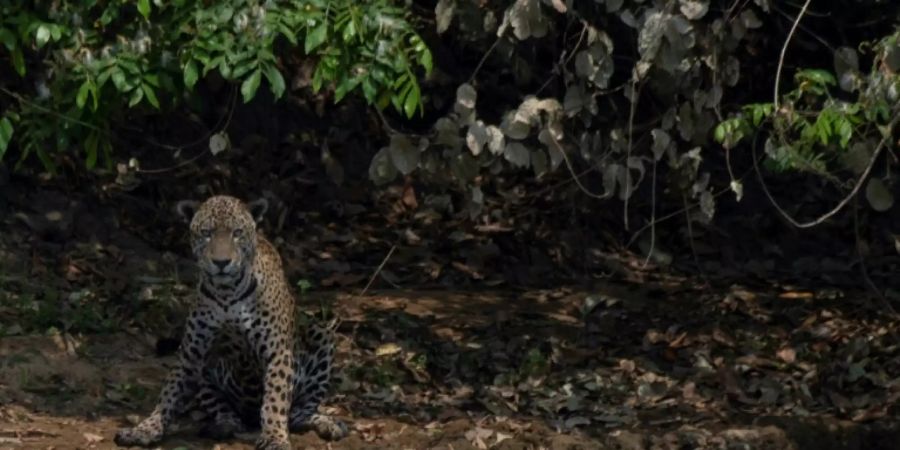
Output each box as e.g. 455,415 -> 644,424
1,0 -> 897,224
0,0 -> 431,172
373,0 -> 899,225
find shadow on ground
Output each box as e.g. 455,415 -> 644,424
5,287 -> 899,449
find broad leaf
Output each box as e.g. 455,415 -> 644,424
0,116 -> 13,160
436,0 -> 456,34
389,135 -> 420,175
183,60 -> 199,89
264,64 -> 286,99
241,69 -> 262,103
142,83 -> 160,109
305,22 -> 328,54
138,0 -> 151,19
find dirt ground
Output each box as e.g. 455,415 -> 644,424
2,287 -> 900,450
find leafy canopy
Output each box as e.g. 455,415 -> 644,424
0,0 -> 432,172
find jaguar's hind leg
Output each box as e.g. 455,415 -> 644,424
289,318 -> 348,441
197,359 -> 248,439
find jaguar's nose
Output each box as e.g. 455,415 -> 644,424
212,258 -> 231,270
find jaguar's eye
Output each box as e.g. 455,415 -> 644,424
200,228 -> 213,239
232,228 -> 244,238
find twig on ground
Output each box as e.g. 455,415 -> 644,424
360,244 -> 398,297
349,244 -> 398,345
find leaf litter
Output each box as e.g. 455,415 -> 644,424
3,190 -> 900,448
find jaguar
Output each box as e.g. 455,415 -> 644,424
114,195 -> 347,449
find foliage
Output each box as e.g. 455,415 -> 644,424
373,0 -> 760,223
0,0 -> 431,172
715,31 -> 900,210
715,37 -> 899,171
1,0 -> 897,227
0,287 -> 118,336
368,0 -> 899,225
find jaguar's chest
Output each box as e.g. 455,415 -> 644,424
224,300 -> 260,333
207,301 -> 268,361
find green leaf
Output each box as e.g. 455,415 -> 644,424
85,131 -> 99,170
35,25 -> 50,48
420,48 -> 433,75
713,122 -> 726,143
36,148 -> 56,175
390,93 -> 403,114
90,83 -> 99,110
836,118 -> 853,149
0,28 -> 16,50
137,0 -> 151,20
0,117 -> 14,160
111,69 -> 128,91
241,69 -> 262,103
263,64 -> 286,99
231,58 -> 256,79
361,77 -> 377,103
118,59 -> 141,75
101,138 -> 113,170
183,60 -> 199,89
219,59 -> 233,79
342,20 -> 357,42
311,65 -> 325,93
76,80 -> 91,109
403,82 -> 420,118
796,69 -> 837,87
98,66 -> 115,88
747,103 -> 773,127
296,279 -> 313,295
203,55 -> 225,75
142,83 -> 160,109
334,75 -> 361,103
143,73 -> 159,87
376,90 -> 392,110
128,87 -> 144,107
305,21 -> 328,54
277,23 -> 298,45
12,46 -> 25,76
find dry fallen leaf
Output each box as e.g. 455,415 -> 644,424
565,416 -> 591,428
779,291 -> 813,299
551,0 -> 567,13
495,431 -> 513,445
776,347 -> 796,364
83,432 -> 103,443
375,342 -> 402,357
465,427 -> 493,450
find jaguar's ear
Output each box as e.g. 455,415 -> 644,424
175,200 -> 200,223
247,198 -> 268,223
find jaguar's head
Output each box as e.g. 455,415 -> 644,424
175,195 -> 268,277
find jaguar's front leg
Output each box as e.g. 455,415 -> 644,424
254,325 -> 295,450
115,305 -> 221,447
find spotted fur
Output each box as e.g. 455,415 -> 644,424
114,196 -> 346,450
